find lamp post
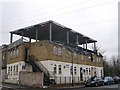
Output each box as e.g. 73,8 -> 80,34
71,50 -> 74,86
71,45 -> 79,86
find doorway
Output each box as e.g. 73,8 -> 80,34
25,48 -> 29,60
80,67 -> 83,81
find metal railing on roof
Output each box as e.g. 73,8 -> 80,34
8,38 -> 28,50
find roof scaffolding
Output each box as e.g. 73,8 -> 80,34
10,20 -> 97,45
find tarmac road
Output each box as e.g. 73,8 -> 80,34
1,83 -> 119,90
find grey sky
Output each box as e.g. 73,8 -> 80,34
1,0 -> 119,60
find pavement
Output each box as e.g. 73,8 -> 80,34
1,83 -> 85,90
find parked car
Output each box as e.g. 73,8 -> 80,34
85,76 -> 104,87
113,76 -> 120,84
104,76 -> 114,85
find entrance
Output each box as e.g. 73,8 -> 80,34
25,48 -> 29,60
80,67 -> 83,81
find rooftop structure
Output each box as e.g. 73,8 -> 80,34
10,20 -> 97,50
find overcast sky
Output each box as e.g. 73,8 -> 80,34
0,0 -> 119,60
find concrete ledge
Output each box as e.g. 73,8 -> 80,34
4,79 -> 19,84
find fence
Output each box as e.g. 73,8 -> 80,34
54,76 -> 82,84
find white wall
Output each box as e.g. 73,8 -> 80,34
40,60 -> 103,84
7,61 -> 32,80
6,60 -> 103,84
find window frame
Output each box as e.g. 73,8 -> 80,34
53,45 -> 57,55
58,65 -> 62,74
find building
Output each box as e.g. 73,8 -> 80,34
0,44 -> 8,82
4,20 -> 103,85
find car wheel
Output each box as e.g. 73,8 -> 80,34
102,83 -> 104,86
95,83 -> 98,87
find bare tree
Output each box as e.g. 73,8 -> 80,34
90,44 -> 105,55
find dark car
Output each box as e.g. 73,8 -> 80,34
85,76 -> 104,87
113,76 -> 120,84
104,76 -> 114,85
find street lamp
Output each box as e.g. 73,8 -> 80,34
71,50 -> 74,86
71,47 -> 78,86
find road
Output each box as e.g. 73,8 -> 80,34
1,83 -> 120,90
62,84 -> 119,90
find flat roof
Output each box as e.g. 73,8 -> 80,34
10,20 -> 97,45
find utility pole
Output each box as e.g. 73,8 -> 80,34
71,49 -> 74,86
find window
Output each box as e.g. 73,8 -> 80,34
14,49 -> 16,58
16,48 -> 19,57
53,46 -> 57,55
86,68 -> 88,75
53,65 -> 57,74
98,57 -> 101,62
16,65 -> 18,75
66,51 -> 71,58
13,66 -> 15,75
74,52 -> 78,58
11,66 -> 12,75
8,67 -> 10,75
74,67 -> 77,75
81,55 -> 84,61
89,68 -> 91,75
70,66 -> 73,75
58,47 -> 62,56
101,69 -> 103,77
14,66 -> 15,71
58,65 -> 62,74
83,69 -> 86,75
10,50 -> 12,59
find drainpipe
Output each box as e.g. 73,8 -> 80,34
10,33 -> 13,44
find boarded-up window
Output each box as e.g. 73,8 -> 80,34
74,52 -> 78,59
16,47 -> 19,57
58,47 -> 62,56
66,51 -> 71,58
10,50 -> 12,59
53,46 -> 57,55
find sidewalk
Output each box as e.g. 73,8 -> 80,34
2,83 -> 85,90
56,85 -> 85,90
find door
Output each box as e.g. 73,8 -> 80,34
80,67 -> 83,81
25,48 -> 29,60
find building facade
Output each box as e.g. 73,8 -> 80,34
0,45 -> 8,82
4,21 -> 103,85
